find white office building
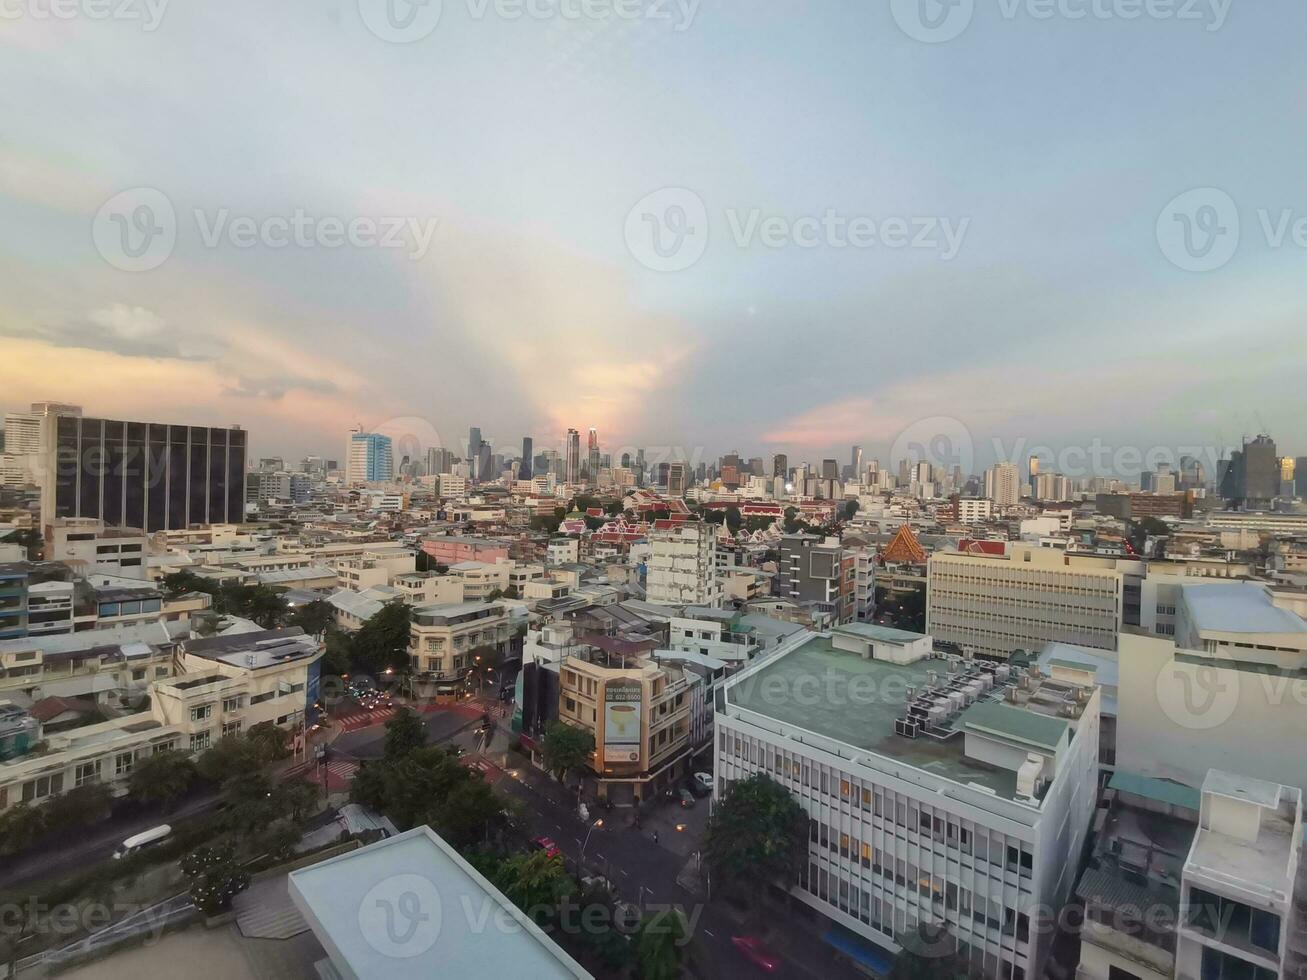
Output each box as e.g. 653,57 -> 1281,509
647,521 -> 720,607
715,630 -> 1100,979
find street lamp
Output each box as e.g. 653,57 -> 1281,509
579,818 -> 604,863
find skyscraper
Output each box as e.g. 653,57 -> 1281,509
346,428 -> 394,484
850,445 -> 863,481
42,414 -> 246,533
587,428 -> 600,485
667,462 -> 687,498
565,429 -> 581,485
772,454 -> 788,479
1220,435 -> 1279,507
520,437 -> 533,480
467,427 -> 482,481
984,461 -> 1021,508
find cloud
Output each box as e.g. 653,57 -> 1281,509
88,304 -> 166,341
221,376 -> 339,400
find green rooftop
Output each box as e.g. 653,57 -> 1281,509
960,701 -> 1068,753
724,635 -> 1027,799
830,622 -> 927,645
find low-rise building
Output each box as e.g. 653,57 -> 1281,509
408,600 -> 512,697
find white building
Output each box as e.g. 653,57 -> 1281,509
647,521 -> 720,607
955,498 -> 994,524
46,518 -> 149,579
715,631 -> 1100,979
985,462 -> 1022,508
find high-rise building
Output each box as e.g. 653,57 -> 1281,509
647,521 -> 720,606
346,429 -> 394,484
467,427 -> 483,481
984,461 -> 1021,508
587,428 -> 600,484
1028,455 -> 1041,496
772,453 -> 788,479
41,415 -> 247,533
565,429 -> 581,485
1296,457 -> 1307,499
821,458 -> 838,480
850,445 -> 863,482
1220,435 -> 1279,507
667,462 -> 687,498
519,437 -> 533,480
477,441 -> 493,483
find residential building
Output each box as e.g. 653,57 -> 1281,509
778,534 -> 855,624
985,462 -> 1021,508
421,535 -> 510,566
667,462 -> 687,498
45,518 -> 149,578
647,521 -> 720,607
547,537 -> 580,566
408,600 -> 512,697
715,630 -> 1101,979
953,498 -> 994,524
39,415 -> 247,534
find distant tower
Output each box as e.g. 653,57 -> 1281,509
468,427 -> 483,482
566,429 -> 581,485
520,437 -> 533,480
587,428 -> 600,485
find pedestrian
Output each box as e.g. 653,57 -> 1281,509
652,830 -> 659,844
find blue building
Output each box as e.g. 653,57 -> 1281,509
346,431 -> 393,484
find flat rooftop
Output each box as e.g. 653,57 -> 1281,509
724,635 -> 1039,799
289,826 -> 590,979
1182,581 -> 1307,635
831,622 -> 928,645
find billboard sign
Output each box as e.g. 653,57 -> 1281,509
603,679 -> 643,764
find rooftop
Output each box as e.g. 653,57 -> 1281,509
1181,581 -> 1307,635
182,627 -> 319,669
830,622 -> 928,645
289,826 -> 590,980
723,634 -> 1076,800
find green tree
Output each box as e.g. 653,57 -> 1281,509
635,908 -> 689,980
160,569 -> 214,598
219,770 -> 281,833
842,499 -> 860,520
198,735 -> 263,785
433,776 -> 515,850
890,923 -> 977,980
277,780 -> 321,823
705,774 -> 808,906
244,585 -> 289,629
540,721 -> 595,783
725,505 -> 743,533
255,820 -> 301,862
290,599 -> 334,638
354,601 -> 413,674
494,850 -> 575,923
383,707 -> 428,760
246,721 -> 292,762
0,804 -> 47,855
323,624 -> 354,677
1,528 -> 42,561
782,506 -> 801,534
43,783 -> 113,832
127,750 -> 197,810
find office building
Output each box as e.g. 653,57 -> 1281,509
565,429 -> 581,485
773,453 -> 789,480
666,462 -> 687,498
39,415 -> 246,534
345,428 -> 393,485
519,436 -> 533,480
778,533 -> 855,624
985,462 -> 1021,508
467,427 -> 483,481
926,546 -> 1123,658
715,628 -> 1101,979
587,428 -> 600,484
1221,435 -> 1280,508
647,521 -> 720,607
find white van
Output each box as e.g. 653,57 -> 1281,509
112,824 -> 171,860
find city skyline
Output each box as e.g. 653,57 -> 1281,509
3,4 -> 1305,463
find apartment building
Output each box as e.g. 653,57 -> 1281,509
0,623 -> 177,706
715,632 -> 1100,980
421,535 -> 510,566
0,627 -> 320,812
547,537 -> 580,566
777,534 -> 856,624
668,607 -> 757,664
557,649 -> 692,805
647,521 -> 720,607
926,546 -> 1123,658
954,498 -> 995,524
408,600 -> 512,697
45,519 -> 149,579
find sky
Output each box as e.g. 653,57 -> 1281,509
2,0 -> 1304,479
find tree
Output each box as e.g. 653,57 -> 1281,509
43,783 -> 113,833
890,922 -> 977,979
540,721 -> 595,783
160,569 -> 214,598
127,750 -> 197,809
842,499 -> 860,520
494,850 -> 575,923
635,908 -> 689,980
705,774 -> 808,905
353,601 -> 413,674
246,721 -> 292,762
323,624 -> 354,677
255,820 -> 301,862
0,804 -> 47,855
197,735 -> 263,785
243,585 -> 289,629
724,505 -> 743,533
290,599 -> 334,638
1,528 -> 42,561
783,506 -> 801,534
383,707 -> 428,760
433,776 -> 515,850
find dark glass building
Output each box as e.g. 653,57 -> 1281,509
49,416 -> 246,531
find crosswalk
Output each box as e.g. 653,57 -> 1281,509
333,706 -> 396,732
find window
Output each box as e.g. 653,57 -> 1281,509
190,704 -> 213,722
114,751 -> 135,776
131,669 -> 145,680
1108,965 -> 1141,980
21,773 -> 63,802
155,666 -> 168,677
189,730 -> 212,752
75,760 -> 102,787
222,721 -> 242,737
222,696 -> 244,713
153,740 -> 176,754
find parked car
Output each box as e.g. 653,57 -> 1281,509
692,771 -> 713,792
731,935 -> 779,972
531,836 -> 561,858
114,824 -> 171,860
677,788 -> 696,808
